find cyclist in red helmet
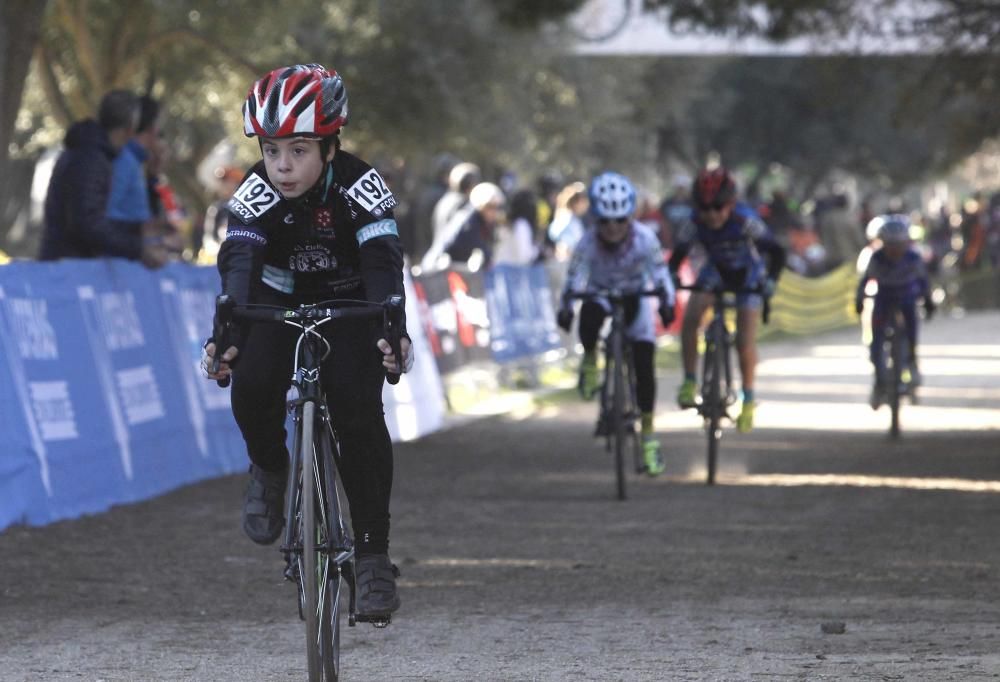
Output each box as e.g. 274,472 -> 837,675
668,166 -> 785,433
202,64 -> 411,619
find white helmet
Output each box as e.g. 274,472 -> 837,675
588,172 -> 636,220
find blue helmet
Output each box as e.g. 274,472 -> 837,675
868,214 -> 911,244
589,171 -> 636,220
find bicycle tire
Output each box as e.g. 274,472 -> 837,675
625,347 -> 644,475
611,327 -> 627,500
888,323 -> 903,439
300,400 -> 324,681
317,415 -> 343,681
702,331 -> 722,486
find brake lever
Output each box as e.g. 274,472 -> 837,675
384,294 -> 404,386
213,294 -> 235,388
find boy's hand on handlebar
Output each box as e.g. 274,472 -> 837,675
202,342 -> 239,380
556,306 -> 574,332
658,302 -> 675,327
377,336 -> 413,374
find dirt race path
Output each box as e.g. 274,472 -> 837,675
2,312 -> 999,681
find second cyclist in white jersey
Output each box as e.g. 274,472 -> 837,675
556,172 -> 676,475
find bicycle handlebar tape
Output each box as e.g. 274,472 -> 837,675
385,294 -> 404,386
213,294 -> 235,388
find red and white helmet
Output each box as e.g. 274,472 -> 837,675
243,64 -> 348,138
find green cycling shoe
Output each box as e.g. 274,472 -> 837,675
642,437 -> 665,476
676,378 -> 697,408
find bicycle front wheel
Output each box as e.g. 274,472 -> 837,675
611,329 -> 627,500
298,401 -> 329,682
702,338 -> 723,485
888,327 -> 903,439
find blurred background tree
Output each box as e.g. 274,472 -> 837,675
2,0 -> 999,257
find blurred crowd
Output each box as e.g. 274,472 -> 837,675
23,89 -> 1000,287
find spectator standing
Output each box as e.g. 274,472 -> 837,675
444,182 -> 506,270
430,161 -> 480,249
410,153 -> 458,260
494,188 -> 538,265
106,95 -> 155,226
547,181 -> 589,258
40,90 -> 164,266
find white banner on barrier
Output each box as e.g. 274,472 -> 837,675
382,270 -> 447,442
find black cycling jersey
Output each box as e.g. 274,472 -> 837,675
218,150 -> 405,336
216,149 -> 404,557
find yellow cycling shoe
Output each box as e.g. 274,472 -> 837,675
737,401 -> 755,433
676,378 -> 697,408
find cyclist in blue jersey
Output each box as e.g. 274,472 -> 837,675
668,166 -> 786,433
556,172 -> 676,475
855,214 -> 934,409
201,64 -> 412,620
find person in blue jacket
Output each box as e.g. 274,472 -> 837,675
39,90 -> 164,267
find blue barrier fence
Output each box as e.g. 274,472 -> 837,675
0,260 -> 246,529
0,259 -> 556,531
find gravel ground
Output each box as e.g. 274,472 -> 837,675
1,311 -> 998,681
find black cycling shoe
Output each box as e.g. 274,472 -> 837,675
355,554 -> 401,618
241,465 -> 287,545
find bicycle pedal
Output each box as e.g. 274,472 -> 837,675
356,613 -> 392,628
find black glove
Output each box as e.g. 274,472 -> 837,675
763,278 -> 777,298
924,296 -> 936,321
556,307 -> 574,332
658,301 -> 675,328
669,270 -> 681,291
855,298 -> 864,316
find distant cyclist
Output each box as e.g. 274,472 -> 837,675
556,171 -> 676,475
855,214 -> 934,409
202,64 -> 412,620
668,166 -> 785,433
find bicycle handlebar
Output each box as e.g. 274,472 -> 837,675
211,294 -> 405,388
566,287 -> 666,302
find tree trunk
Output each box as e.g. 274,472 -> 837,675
1,0 -> 49,254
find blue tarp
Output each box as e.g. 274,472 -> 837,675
483,264 -> 563,362
0,259 -> 245,530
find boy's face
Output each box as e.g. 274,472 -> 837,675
883,241 -> 909,261
261,136 -> 332,199
698,201 -> 734,230
597,216 -> 630,244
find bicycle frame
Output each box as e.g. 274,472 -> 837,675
869,296 -> 914,439
597,298 -> 643,500
678,284 -> 768,485
568,288 -> 664,500
698,292 -> 738,485
212,294 -> 404,681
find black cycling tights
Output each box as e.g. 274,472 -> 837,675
231,290 -> 393,556
577,300 -> 656,413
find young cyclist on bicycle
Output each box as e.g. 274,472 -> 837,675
669,166 -> 785,433
202,64 -> 412,619
855,213 -> 934,409
556,172 -> 676,475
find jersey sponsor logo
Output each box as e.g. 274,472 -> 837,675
289,245 -> 336,272
356,219 -> 398,245
225,228 -> 268,246
227,173 -> 281,222
346,169 -> 396,218
313,207 -> 335,237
